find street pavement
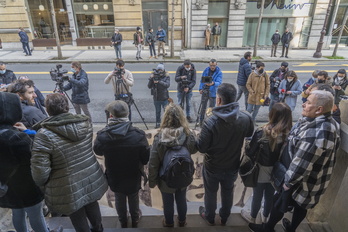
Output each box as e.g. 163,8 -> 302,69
1,45 -> 348,63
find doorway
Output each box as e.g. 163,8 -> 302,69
142,0 -> 168,41
208,19 -> 228,47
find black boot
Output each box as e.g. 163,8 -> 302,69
205,46 -> 207,50
207,46 -> 210,50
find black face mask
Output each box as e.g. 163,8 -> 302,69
259,69 -> 264,74
280,68 -> 286,72
318,79 -> 325,83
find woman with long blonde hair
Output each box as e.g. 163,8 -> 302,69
148,103 -> 197,227
241,102 -> 292,224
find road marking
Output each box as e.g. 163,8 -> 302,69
42,90 -> 201,94
294,63 -> 348,67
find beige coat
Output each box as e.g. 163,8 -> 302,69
205,28 -> 211,46
246,70 -> 270,105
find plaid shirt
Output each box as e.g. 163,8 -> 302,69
284,114 -> 340,209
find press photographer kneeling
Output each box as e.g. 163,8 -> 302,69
147,63 -> 170,128
175,59 -> 196,123
104,60 -> 134,120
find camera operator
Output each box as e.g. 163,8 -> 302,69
63,61 -> 92,122
175,59 -> 196,122
104,60 -> 134,120
0,61 -> 17,92
269,61 -> 289,111
147,63 -> 170,128
199,59 -> 223,123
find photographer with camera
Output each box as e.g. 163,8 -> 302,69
198,59 -> 223,124
175,59 -> 196,123
269,61 -> 289,111
104,60 -> 134,120
148,63 -> 170,129
63,61 -> 92,122
0,62 -> 17,92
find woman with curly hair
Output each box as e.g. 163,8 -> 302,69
241,102 -> 292,224
148,103 -> 197,227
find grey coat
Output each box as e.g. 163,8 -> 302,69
31,113 -> 108,215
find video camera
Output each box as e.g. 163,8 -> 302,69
152,69 -> 164,81
274,77 -> 281,89
250,60 -> 260,71
50,64 -> 69,83
201,76 -> 213,84
113,67 -> 125,80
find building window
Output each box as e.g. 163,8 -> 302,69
73,0 -> 114,38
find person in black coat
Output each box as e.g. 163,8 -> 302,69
111,28 -> 123,59
63,61 -> 92,122
270,29 -> 281,57
280,28 -> 293,58
269,62 -> 289,111
0,92 -> 49,232
94,100 -> 150,228
175,59 -> 196,122
0,62 -> 17,90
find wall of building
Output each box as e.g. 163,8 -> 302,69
227,0 -> 246,48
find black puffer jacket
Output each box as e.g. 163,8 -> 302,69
21,100 -> 47,129
148,72 -> 170,101
63,69 -> 90,105
0,92 -> 44,209
93,120 -> 150,194
197,102 -> 254,171
0,69 -> 16,84
31,113 -> 108,215
174,64 -> 196,92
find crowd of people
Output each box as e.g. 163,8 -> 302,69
0,54 -> 346,232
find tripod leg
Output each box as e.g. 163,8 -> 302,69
132,100 -> 149,130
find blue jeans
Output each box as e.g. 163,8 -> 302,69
161,189 -> 187,224
149,43 -> 156,56
269,94 -> 280,112
251,183 -> 275,218
114,44 -> 122,59
236,85 -> 249,109
154,100 -> 168,123
12,201 -> 48,232
202,166 -> 238,223
177,91 -> 193,117
22,42 -> 31,55
247,104 -> 261,121
115,192 -> 139,224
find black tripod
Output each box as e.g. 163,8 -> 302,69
108,79 -> 148,129
179,90 -> 187,110
194,85 -> 210,130
53,82 -> 73,105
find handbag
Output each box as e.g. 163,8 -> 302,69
239,143 -> 262,188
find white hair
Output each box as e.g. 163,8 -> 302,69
311,90 -> 334,113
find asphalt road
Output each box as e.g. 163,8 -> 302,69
7,61 -> 348,123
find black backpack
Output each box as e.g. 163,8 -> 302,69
159,145 -> 194,189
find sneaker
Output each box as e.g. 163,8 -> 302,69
282,218 -> 291,232
260,212 -> 269,224
139,57 -> 143,59
162,218 -> 174,227
149,56 -> 153,59
50,225 -> 63,232
154,56 -> 158,59
285,56 -> 288,58
132,209 -> 142,228
199,206 -> 215,226
186,116 -> 193,123
241,209 -> 255,223
280,56 -> 284,58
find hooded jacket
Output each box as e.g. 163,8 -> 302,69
199,66 -> 223,98
0,69 -> 17,85
93,120 -> 150,194
149,127 -> 197,193
147,72 -> 170,101
197,102 -> 254,171
246,70 -> 270,105
332,73 -> 348,105
0,92 -> 44,209
20,100 -> 47,129
237,58 -> 252,86
31,113 -> 108,215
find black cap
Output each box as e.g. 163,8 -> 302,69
281,62 -> 288,67
136,26 -> 141,31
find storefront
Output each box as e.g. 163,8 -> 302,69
329,0 -> 348,45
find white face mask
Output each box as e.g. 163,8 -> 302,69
185,67 -> 190,71
338,76 -> 344,81
287,78 -> 294,82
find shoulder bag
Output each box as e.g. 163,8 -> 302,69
239,141 -> 262,188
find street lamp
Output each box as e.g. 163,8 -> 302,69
313,0 -> 334,58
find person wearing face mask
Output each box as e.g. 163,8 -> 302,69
302,70 -> 330,101
105,59 -> 134,120
270,29 -> 281,57
63,61 -> 92,122
301,70 -> 320,103
269,61 -> 289,111
332,69 -> 347,105
246,62 -> 270,123
278,70 -> 302,111
133,27 -> 144,60
175,60 -> 196,123
0,62 -> 17,91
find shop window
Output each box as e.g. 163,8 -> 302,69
73,0 -> 114,38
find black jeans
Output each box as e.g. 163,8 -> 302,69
161,188 -> 187,224
149,43 -> 156,56
114,191 -> 140,224
281,45 -> 289,57
69,201 -> 103,232
266,191 -> 307,232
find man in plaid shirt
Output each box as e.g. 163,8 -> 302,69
249,90 -> 340,232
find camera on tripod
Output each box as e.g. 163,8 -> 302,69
113,67 -> 125,80
50,64 -> 69,83
181,76 -> 190,89
274,77 -> 281,89
201,76 -> 213,84
250,60 -> 261,71
152,69 -> 164,81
